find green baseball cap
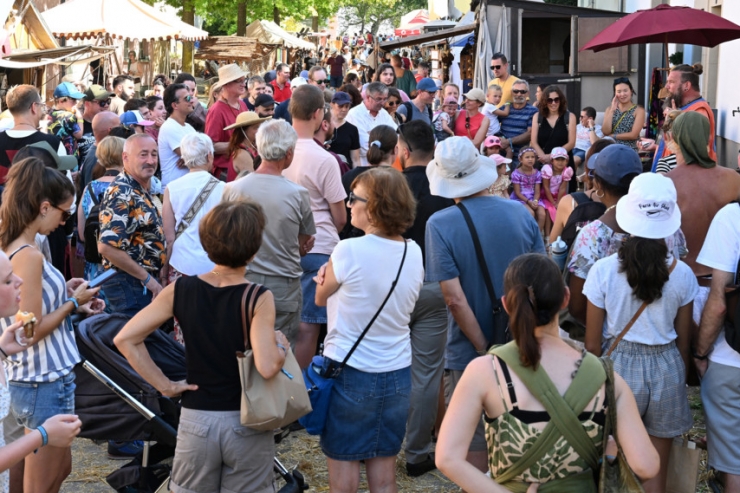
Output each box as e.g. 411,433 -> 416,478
84,84 -> 114,102
14,141 -> 78,171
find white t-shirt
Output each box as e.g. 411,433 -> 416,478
481,102 -> 502,136
575,123 -> 603,152
346,104 -> 398,166
696,203 -> 740,368
583,253 -> 698,346
166,171 -> 225,275
158,118 -> 195,187
324,236 -> 424,372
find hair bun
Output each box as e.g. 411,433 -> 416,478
692,63 -> 703,75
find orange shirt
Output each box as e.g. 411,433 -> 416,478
662,99 -> 716,162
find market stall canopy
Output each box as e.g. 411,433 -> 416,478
396,9 -> 429,37
40,0 -> 208,41
194,36 -> 274,63
245,20 -> 315,51
381,21 -> 475,51
0,44 -> 115,68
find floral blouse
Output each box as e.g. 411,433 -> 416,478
98,171 -> 166,273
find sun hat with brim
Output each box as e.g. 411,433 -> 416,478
120,111 -> 154,127
463,88 -> 486,104
427,137 -> 498,199
593,144 -> 642,186
14,141 -> 78,171
212,64 -> 248,90
53,82 -> 85,100
224,111 -> 271,131
616,172 -> 681,239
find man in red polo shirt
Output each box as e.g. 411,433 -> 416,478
204,63 -> 248,181
270,63 -> 292,103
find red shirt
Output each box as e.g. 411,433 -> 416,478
271,79 -> 292,103
328,55 -> 346,78
204,99 -> 247,181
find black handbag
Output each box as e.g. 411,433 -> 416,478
457,202 -> 510,346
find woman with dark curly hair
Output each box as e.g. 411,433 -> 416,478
584,172 -> 696,493
314,167 -> 424,493
530,85 -> 577,167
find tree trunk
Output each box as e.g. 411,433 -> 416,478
181,0 -> 195,74
273,5 -> 280,25
312,16 -> 318,33
237,1 -> 247,36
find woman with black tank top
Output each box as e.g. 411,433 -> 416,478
115,201 -> 290,493
530,86 -> 577,187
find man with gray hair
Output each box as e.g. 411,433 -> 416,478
243,75 -> 266,111
499,79 -> 537,162
346,81 -> 397,166
222,119 -> 316,344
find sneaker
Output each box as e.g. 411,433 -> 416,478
107,440 -> 144,460
406,453 -> 436,477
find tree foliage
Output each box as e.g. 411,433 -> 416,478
338,0 -> 427,35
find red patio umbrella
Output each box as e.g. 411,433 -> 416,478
580,4 -> 740,53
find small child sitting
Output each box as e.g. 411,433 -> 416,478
511,147 -> 546,237
433,97 -> 458,142
488,153 -> 512,199
541,147 -> 574,225
481,135 -> 502,157
481,84 -> 510,138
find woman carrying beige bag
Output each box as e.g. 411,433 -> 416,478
115,200 -> 288,493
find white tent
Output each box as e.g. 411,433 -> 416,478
245,20 -> 314,51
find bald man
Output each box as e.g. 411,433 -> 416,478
79,111 -> 120,190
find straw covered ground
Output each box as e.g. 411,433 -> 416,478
61,387 -> 714,492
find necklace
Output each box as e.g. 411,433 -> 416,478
604,204 -> 616,213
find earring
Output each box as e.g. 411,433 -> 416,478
595,189 -> 604,199
41,213 -> 46,218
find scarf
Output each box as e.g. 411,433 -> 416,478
672,111 -> 715,169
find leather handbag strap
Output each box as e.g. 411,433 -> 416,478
335,240 -> 408,374
457,202 -> 503,315
175,176 -> 220,242
606,257 -> 678,356
240,283 -> 262,351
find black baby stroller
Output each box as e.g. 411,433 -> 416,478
74,313 -> 308,493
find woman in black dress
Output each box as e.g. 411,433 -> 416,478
530,85 -> 577,167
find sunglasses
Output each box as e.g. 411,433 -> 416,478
314,79 -> 330,85
490,65 -> 502,70
397,123 -> 414,153
96,99 -> 111,107
465,115 -> 471,130
547,97 -> 560,104
347,191 -> 368,206
52,204 -> 74,222
179,95 -> 194,102
386,100 -> 399,107
512,89 -> 527,95
614,77 -> 630,85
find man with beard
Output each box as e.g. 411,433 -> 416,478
499,79 -> 537,163
487,53 -> 520,104
254,94 -> 276,118
282,85 -> 346,369
109,75 -> 135,115
652,63 -> 717,170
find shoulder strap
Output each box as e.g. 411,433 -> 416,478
426,104 -> 433,123
335,240 -> 408,373
8,244 -> 33,260
240,283 -> 262,351
175,176 -> 220,242
402,101 -> 413,118
606,257 -> 678,356
613,104 -> 636,130
457,202 -> 503,315
86,182 -> 100,206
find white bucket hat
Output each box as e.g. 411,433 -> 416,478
427,137 -> 498,199
616,172 -> 681,239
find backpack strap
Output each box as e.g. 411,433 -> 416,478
491,342 -> 605,482
86,182 -> 100,206
175,176 -> 220,242
401,101 -> 413,120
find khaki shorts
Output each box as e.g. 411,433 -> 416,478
171,408 -> 276,493
246,273 -> 301,345
444,369 -> 487,452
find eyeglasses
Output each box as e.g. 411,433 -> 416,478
512,89 -> 528,95
490,65 -> 502,70
369,95 -> 388,104
347,192 -> 368,206
33,101 -> 48,114
546,97 -> 560,104
397,123 -> 414,153
52,204 -> 74,222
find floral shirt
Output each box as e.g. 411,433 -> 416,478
99,171 -> 166,273
567,220 -> 687,279
49,109 -> 81,159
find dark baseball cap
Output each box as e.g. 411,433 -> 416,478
331,91 -> 352,105
84,84 -> 114,101
593,145 -> 642,186
254,94 -> 275,108
13,141 -> 78,171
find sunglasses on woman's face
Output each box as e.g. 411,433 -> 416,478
547,97 -> 560,104
386,100 -> 399,107
347,192 -> 368,206
52,204 -> 74,222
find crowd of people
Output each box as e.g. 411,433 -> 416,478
0,42 -> 735,493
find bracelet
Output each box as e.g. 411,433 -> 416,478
142,273 -> 151,295
0,345 -> 8,359
68,297 -> 79,310
37,426 -> 48,447
692,350 -> 709,360
277,344 -> 287,355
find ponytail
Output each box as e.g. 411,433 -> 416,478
503,254 -> 565,368
618,236 -> 669,304
366,125 -> 398,166
0,157 -> 75,247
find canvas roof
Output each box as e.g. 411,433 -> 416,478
245,20 -> 314,50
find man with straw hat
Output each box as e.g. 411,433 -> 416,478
204,63 -> 248,181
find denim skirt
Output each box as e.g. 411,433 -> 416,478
320,363 -> 411,461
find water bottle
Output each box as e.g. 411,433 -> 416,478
551,236 -> 568,272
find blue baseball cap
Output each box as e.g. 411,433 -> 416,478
594,145 -> 642,185
331,91 -> 352,105
120,110 -> 154,127
53,81 -> 85,100
416,78 -> 437,92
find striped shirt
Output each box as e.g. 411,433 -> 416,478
1,245 -> 79,382
500,104 -> 538,155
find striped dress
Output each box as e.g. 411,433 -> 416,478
0,245 -> 80,383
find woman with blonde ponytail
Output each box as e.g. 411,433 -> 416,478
436,253 -> 658,492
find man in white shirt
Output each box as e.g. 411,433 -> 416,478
574,106 -> 604,168
695,203 -> 740,492
346,82 -> 397,166
158,83 -> 195,187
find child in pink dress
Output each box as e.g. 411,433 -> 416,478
541,147 -> 574,224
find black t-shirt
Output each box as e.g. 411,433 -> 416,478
0,131 -> 62,182
339,166 -> 373,239
328,122 -> 360,168
305,57 -> 318,70
77,119 -> 95,165
174,276 -> 268,411
243,97 -> 256,112
402,166 -> 454,261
